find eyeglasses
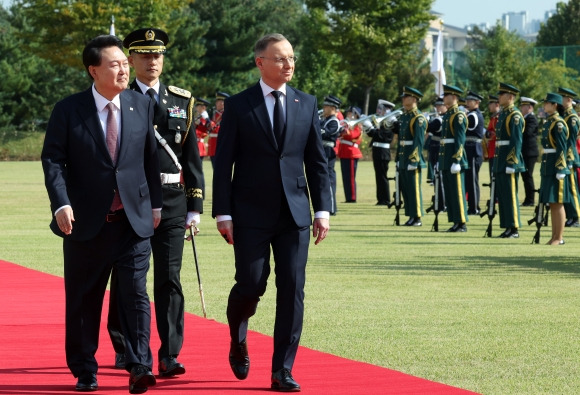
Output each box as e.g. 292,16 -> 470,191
259,56 -> 297,65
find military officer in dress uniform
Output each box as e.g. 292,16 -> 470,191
107,27 -> 205,378
519,96 -> 539,206
365,99 -> 396,205
320,95 -> 342,215
396,87 -> 427,226
208,91 -> 230,168
338,106 -> 363,202
493,82 -> 525,238
539,93 -> 570,245
439,84 -> 469,232
464,91 -> 485,215
426,97 -> 447,184
557,87 -> 580,227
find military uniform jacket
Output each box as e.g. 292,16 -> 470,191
466,108 -> 484,158
540,113 -> 569,177
320,115 -> 340,147
129,80 -> 204,219
438,104 -> 468,170
208,109 -> 223,157
492,104 -> 525,173
397,107 -> 426,168
367,124 -> 394,161
522,112 -> 539,158
562,106 -> 580,168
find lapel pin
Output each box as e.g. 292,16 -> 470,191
130,107 -> 134,111
294,99 -> 299,102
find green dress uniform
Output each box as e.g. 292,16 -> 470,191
438,103 -> 469,225
397,107 -> 427,219
492,104 -> 525,229
562,106 -> 580,219
539,113 -> 570,204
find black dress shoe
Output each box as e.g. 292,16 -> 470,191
376,201 -> 389,206
499,228 -> 519,238
129,364 -> 156,394
521,201 -> 534,207
565,218 -> 579,227
159,356 -> 185,377
404,217 -> 422,226
229,340 -> 250,380
271,368 -> 301,392
114,352 -> 126,369
446,223 -> 466,232
75,372 -> 97,392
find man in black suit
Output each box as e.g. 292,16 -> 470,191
41,35 -> 162,394
212,33 -> 331,392
106,27 -> 205,378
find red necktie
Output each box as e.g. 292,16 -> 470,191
106,103 -> 122,211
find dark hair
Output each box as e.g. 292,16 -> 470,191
557,103 -> 565,116
254,33 -> 288,57
82,35 -> 124,79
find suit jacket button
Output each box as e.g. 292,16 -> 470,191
280,155 -> 284,159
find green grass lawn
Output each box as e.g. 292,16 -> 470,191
2,160 -> 579,394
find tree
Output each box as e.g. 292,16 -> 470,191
536,0 -> 580,46
305,0 -> 434,114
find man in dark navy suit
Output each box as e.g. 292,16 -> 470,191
41,35 -> 162,394
212,33 -> 331,392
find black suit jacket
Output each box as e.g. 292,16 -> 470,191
212,82 -> 331,228
522,112 -> 539,157
42,88 -> 162,240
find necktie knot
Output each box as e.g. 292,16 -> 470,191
146,88 -> 157,102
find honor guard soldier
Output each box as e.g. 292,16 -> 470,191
320,95 -> 342,215
108,27 -> 205,378
519,96 -> 540,206
397,87 -> 427,226
539,93 -> 570,245
493,82 -> 525,238
439,84 -> 469,232
338,106 -> 363,202
195,97 -> 214,159
485,95 -> 500,179
365,99 -> 396,205
426,97 -> 447,183
208,91 -> 229,168
557,87 -> 580,227
464,91 -> 485,215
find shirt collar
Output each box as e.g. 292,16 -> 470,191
92,84 -> 121,112
259,78 -> 286,98
135,79 -> 160,96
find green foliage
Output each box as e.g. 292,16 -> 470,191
464,24 -> 580,101
536,0 -> 580,46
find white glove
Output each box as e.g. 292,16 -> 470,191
362,119 -> 373,131
568,164 -> 573,169
505,167 -> 515,174
450,163 -> 461,174
556,173 -> 566,180
185,211 -> 200,228
201,110 -> 210,120
407,164 -> 417,171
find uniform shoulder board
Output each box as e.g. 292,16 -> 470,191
168,85 -> 192,99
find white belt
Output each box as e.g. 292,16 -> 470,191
209,133 -> 218,138
441,138 -> 455,144
372,142 -> 390,149
339,139 -> 358,148
465,137 -> 482,143
198,138 -> 205,142
496,140 -> 509,146
430,136 -> 441,142
160,173 -> 181,184
323,141 -> 336,148
543,148 -> 557,154
399,140 -> 414,146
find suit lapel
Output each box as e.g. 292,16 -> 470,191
77,88 -> 111,162
284,87 -> 299,148
118,90 -> 136,163
248,83 -> 278,150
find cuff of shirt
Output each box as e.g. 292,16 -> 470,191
314,211 -> 330,220
216,215 -> 232,222
54,205 -> 71,216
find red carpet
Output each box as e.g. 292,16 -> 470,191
0,260 -> 478,394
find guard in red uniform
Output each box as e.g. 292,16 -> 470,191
208,91 -> 229,168
195,97 -> 214,159
338,106 -> 363,202
485,95 -> 500,179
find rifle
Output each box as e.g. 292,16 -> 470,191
527,190 -> 550,244
387,163 -> 402,225
479,175 -> 496,237
425,168 -> 444,231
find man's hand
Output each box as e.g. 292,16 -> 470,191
56,207 -> 75,235
217,219 -> 234,245
312,218 -> 329,245
152,210 -> 161,229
